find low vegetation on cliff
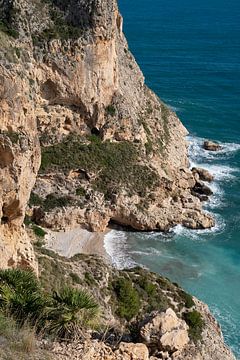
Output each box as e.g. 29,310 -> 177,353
40,135 -> 159,199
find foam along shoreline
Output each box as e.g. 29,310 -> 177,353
44,226 -> 110,261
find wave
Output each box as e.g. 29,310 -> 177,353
104,230 -> 137,269
172,213 -> 226,241
188,135 -> 240,162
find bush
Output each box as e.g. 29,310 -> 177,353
0,269 -> 99,340
113,278 -> 141,321
105,105 -> 116,117
183,310 -> 204,342
0,269 -> 46,325
0,20 -> 19,38
180,290 -> 195,309
45,287 -> 99,338
32,225 -> 46,238
84,272 -> 96,286
76,187 -> 86,197
29,192 -> 43,207
43,193 -> 71,211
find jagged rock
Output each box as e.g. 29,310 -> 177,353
115,342 -> 149,360
203,140 -> 222,151
192,181 -> 213,196
192,167 -> 214,182
140,308 -> 189,353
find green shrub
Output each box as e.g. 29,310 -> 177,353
0,20 -> 19,38
32,225 -> 46,238
32,5 -> 82,44
105,105 -> 116,117
43,193 -> 71,211
24,215 -> 32,226
0,269 -> 46,325
3,130 -> 20,144
113,278 -> 141,321
45,287 -> 99,338
29,192 -> 43,207
180,290 -> 195,309
69,272 -> 82,284
84,272 -> 96,286
183,310 -> 204,342
136,276 -> 157,297
0,269 -> 99,341
76,187 -> 86,197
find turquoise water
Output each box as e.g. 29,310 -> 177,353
108,0 -> 240,357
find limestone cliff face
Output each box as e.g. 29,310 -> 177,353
0,0 -> 213,268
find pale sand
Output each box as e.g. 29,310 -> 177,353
44,226 -> 110,260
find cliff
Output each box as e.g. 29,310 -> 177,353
0,1 -> 235,359
0,0 -> 214,269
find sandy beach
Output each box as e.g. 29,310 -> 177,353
44,226 -> 110,261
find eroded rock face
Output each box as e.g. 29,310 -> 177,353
0,69 -> 40,270
0,0 -> 214,268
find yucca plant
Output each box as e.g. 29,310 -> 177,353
45,287 -> 99,339
0,269 -> 47,325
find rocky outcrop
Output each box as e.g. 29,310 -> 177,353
140,308 -> 189,355
0,68 -> 40,270
33,252 -> 235,360
203,140 -> 222,151
0,0 -> 214,262
192,167 -> 214,182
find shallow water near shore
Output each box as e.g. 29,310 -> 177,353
107,0 -> 240,357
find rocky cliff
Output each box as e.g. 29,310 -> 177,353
0,1 -> 235,359
0,0 -> 214,268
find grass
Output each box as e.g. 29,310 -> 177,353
40,135 -> 159,199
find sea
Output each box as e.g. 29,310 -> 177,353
104,0 -> 240,357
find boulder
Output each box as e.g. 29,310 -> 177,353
160,329 -> 190,352
203,141 -> 222,151
192,182 -> 213,196
140,308 -> 189,353
192,167 -> 214,182
115,342 -> 149,360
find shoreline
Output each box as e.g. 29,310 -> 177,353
44,226 -> 111,263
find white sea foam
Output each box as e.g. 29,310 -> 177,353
172,213 -> 225,241
130,247 -> 162,256
188,135 -> 240,162
104,230 -> 136,269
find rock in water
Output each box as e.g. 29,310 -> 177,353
192,167 -> 214,182
203,140 -> 222,151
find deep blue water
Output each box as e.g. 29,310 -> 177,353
108,0 -> 240,357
